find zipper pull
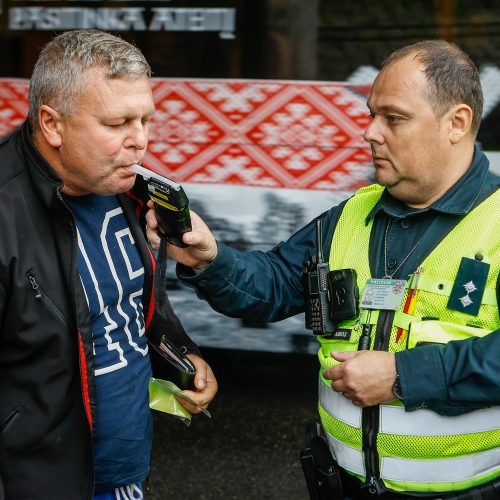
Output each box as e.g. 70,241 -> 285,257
27,273 -> 42,300
367,476 -> 384,495
358,310 -> 373,350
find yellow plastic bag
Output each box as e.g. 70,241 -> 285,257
149,377 -> 192,426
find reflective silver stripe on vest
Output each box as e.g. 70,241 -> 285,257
324,430 -> 366,477
380,404 -> 500,436
318,379 -> 362,428
320,377 -> 500,437
381,446 -> 500,483
319,377 -> 500,484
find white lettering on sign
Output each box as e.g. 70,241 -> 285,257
150,8 -> 235,38
9,7 -> 146,30
8,6 -> 236,38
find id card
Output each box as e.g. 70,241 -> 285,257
360,278 -> 407,310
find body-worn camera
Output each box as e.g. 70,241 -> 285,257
303,220 -> 335,335
129,164 -> 192,248
328,269 -> 359,322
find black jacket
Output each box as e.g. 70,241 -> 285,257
0,122 -> 199,499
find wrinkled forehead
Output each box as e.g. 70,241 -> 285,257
77,71 -> 152,102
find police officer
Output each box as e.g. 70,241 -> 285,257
147,40 -> 500,499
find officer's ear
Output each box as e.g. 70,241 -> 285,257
447,104 -> 473,144
38,105 -> 64,148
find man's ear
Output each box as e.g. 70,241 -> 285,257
38,105 -> 64,148
448,104 -> 473,144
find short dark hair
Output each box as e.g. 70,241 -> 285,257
382,40 -> 483,136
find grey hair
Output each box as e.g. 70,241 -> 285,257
381,40 -> 483,136
28,30 -> 151,130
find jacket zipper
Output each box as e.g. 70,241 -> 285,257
361,309 -> 394,494
56,188 -> 95,499
362,407 -> 384,494
26,271 -> 69,328
0,407 -> 21,434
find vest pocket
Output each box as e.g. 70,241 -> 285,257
319,325 -> 362,368
408,319 -> 490,348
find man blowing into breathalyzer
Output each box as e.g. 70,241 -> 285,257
0,30 -> 217,499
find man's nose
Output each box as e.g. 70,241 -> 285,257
126,122 -> 148,150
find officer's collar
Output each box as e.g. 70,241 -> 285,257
366,145 -> 491,224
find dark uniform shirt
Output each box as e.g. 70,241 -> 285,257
179,146 -> 499,416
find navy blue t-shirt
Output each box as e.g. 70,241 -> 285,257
63,193 -> 152,492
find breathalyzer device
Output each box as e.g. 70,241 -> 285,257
129,164 -> 192,248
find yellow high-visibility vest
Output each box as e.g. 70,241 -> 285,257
318,184 -> 500,494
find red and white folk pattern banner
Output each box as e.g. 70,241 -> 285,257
0,79 -> 30,137
0,78 -> 373,191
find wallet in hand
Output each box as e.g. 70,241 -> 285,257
149,335 -> 196,389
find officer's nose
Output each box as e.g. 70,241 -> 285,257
363,118 -> 384,145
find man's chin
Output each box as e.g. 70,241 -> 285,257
97,177 -> 136,196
